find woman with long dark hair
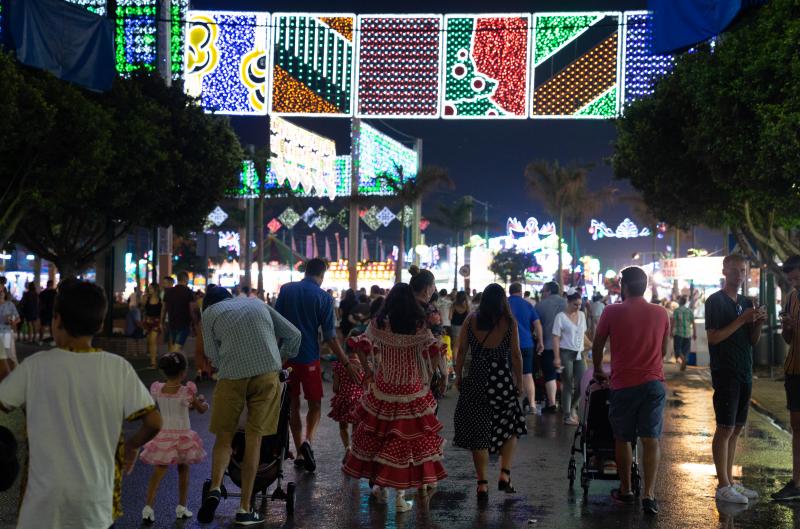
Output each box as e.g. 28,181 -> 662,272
342,283 -> 447,512
453,283 -> 526,501
450,291 -> 470,350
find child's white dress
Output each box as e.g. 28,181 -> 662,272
140,382 -> 206,465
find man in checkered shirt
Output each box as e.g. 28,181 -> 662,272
198,286 -> 300,525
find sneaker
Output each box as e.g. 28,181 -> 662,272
733,484 -> 758,499
611,488 -> 636,504
175,505 -> 193,519
141,505 -> 155,524
642,497 -> 659,515
234,509 -> 264,526
772,480 -> 800,501
197,488 -> 222,523
542,405 -> 558,415
563,416 -> 579,426
716,485 -> 749,504
300,441 -> 316,472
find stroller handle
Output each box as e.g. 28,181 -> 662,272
279,368 -> 292,383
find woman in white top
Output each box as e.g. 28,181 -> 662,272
552,289 -> 592,425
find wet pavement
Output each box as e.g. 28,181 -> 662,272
2,358 -> 800,529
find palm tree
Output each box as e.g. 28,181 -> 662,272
433,197 -> 488,291
524,160 -> 598,293
377,164 -> 452,283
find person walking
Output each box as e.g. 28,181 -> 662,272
19,282 -> 40,344
553,288 -> 591,426
774,255 -> 800,500
507,282 -> 544,414
276,258 -> 359,473
592,266 -> 670,515
0,289 -> 20,379
342,283 -> 447,512
536,282 -> 566,413
410,270 -> 448,399
453,284 -> 526,502
671,295 -> 695,371
705,254 -> 766,505
197,287 -> 301,525
162,272 -> 195,354
450,291 -> 470,350
143,283 -> 163,369
38,280 -> 57,343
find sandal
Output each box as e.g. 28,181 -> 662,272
477,480 -> 489,501
498,468 -> 517,493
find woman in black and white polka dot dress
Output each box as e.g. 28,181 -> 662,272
453,283 -> 527,500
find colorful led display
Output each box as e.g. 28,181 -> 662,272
66,0 -> 107,16
269,116 -> 338,199
270,14 -> 355,116
355,15 -> 443,118
355,122 -> 418,195
226,160 -> 260,198
442,15 -> 531,118
531,12 -> 622,119
115,0 -> 158,75
170,0 -> 188,79
185,11 -> 269,115
622,12 -> 674,106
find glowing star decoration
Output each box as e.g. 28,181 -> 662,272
356,15 -> 443,118
336,208 -> 349,228
442,15 -> 531,118
354,122 -> 418,196
115,0 -> 158,75
302,207 -> 318,227
218,231 -> 241,254
314,207 -> 333,231
270,14 -> 355,115
207,206 -> 228,226
589,218 -> 651,240
270,116 -> 338,199
278,207 -> 301,230
361,206 -> 382,231
376,207 -> 396,227
267,218 -> 282,234
622,12 -> 675,106
65,0 -> 107,15
531,12 -> 622,119
185,11 -> 269,115
419,219 -> 430,231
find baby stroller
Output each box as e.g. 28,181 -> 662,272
567,379 -> 641,498
201,370 -> 296,515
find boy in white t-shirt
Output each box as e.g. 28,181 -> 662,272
0,279 -> 162,529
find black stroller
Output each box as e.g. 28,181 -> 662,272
567,379 -> 641,497
202,370 -> 296,515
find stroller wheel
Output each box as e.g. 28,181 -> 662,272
286,482 -> 296,515
580,466 -> 590,496
631,465 -> 642,497
568,459 -> 576,487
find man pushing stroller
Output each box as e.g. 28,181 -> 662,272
198,286 -> 301,526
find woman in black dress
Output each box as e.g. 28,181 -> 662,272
453,283 -> 526,500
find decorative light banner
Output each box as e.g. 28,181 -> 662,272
356,15 -> 443,118
185,11 -> 269,115
356,122 -> 418,195
621,12 -> 674,106
270,14 -> 355,116
169,0 -> 189,79
115,0 -> 158,75
589,218 -> 651,240
531,12 -> 622,119
442,15 -> 531,118
65,0 -> 107,16
270,116 -> 338,199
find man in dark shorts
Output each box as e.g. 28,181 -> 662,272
276,259 -> 358,472
593,266 -> 670,515
38,280 -> 57,343
536,282 -> 565,413
774,255 -> 800,500
508,282 -> 543,414
162,272 -> 195,353
705,254 -> 765,504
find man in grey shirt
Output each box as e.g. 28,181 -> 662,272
537,282 -> 567,413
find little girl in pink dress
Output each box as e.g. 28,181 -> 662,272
140,353 -> 208,523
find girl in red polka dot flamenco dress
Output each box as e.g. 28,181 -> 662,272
342,284 -> 448,512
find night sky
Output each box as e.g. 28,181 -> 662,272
194,0 -> 722,269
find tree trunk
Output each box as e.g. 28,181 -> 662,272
557,210 -> 564,293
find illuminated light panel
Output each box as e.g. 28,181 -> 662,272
622,12 -> 674,105
355,122 -> 418,196
531,12 -> 622,119
65,0 -> 107,16
227,160 -> 261,198
115,0 -> 158,75
170,0 -> 188,79
442,15 -> 531,119
356,15 -> 443,118
269,116 -> 338,199
185,11 -> 269,115
270,13 -> 355,116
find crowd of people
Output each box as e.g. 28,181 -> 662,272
0,252 -> 798,527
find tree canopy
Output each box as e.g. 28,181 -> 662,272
612,0 -> 800,284
0,52 -> 243,276
489,249 -> 536,285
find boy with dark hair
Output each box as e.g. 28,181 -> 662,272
0,279 -> 162,528
163,271 -> 195,353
